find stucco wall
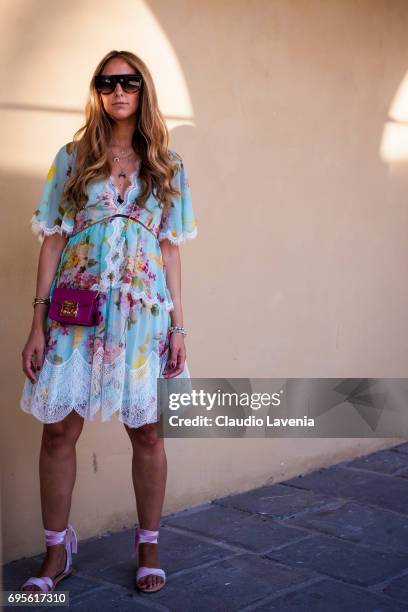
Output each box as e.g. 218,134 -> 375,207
1,0 -> 408,563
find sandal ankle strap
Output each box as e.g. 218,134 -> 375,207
132,525 -> 159,557
44,527 -> 67,546
44,523 -> 78,555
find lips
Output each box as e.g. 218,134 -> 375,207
113,102 -> 127,106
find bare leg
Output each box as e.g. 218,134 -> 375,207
124,422 -> 167,591
22,410 -> 85,591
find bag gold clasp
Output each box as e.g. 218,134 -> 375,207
60,300 -> 79,317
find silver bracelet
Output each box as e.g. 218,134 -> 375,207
169,325 -> 187,336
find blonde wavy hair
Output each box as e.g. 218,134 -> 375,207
63,50 -> 181,219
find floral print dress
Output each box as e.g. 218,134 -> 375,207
20,142 -> 198,428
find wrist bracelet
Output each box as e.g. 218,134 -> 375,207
170,325 -> 187,336
32,296 -> 50,308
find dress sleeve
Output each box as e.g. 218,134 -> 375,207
158,152 -> 198,245
30,143 -> 76,243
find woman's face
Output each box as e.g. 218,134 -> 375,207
99,58 -> 141,122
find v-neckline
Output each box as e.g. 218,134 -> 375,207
109,159 -> 141,203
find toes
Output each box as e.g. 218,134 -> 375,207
148,576 -> 157,589
22,586 -> 40,592
146,578 -> 153,589
137,571 -> 165,591
137,576 -> 158,590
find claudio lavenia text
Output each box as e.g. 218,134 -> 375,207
167,415 -> 315,428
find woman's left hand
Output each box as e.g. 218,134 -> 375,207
163,332 -> 186,378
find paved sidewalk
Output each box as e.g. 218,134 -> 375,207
4,442 -> 408,611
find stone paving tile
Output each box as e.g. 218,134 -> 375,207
285,500 -> 408,553
163,504 -> 309,553
390,442 -> 408,455
392,466 -> 408,479
53,589 -> 165,611
251,578 -> 408,611
213,483 -> 340,519
284,466 -> 408,515
340,449 -> 408,474
382,572 -> 408,605
265,533 -> 408,587
73,526 -> 135,572
134,554 -> 317,612
79,528 -> 232,589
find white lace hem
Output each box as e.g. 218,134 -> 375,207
158,227 -> 198,245
31,216 -> 73,242
20,346 -> 191,429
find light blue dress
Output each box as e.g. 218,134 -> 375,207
20,142 -> 198,428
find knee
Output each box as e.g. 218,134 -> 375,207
42,424 -> 80,454
129,423 -> 162,449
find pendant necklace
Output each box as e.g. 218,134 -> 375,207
109,148 -> 133,180
109,147 -> 139,204
112,153 -> 132,180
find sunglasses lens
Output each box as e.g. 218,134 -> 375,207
95,75 -> 142,94
95,76 -> 115,93
123,76 -> 142,92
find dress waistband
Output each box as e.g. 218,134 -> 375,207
70,214 -> 159,241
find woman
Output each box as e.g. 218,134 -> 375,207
19,49 -> 198,594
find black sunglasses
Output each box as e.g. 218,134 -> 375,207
95,74 -> 143,94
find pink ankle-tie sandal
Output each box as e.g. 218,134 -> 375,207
21,524 -> 78,593
133,525 -> 166,593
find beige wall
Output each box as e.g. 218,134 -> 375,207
1,0 -> 408,563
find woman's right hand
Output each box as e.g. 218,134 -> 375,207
22,325 -> 46,383
22,234 -> 66,383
